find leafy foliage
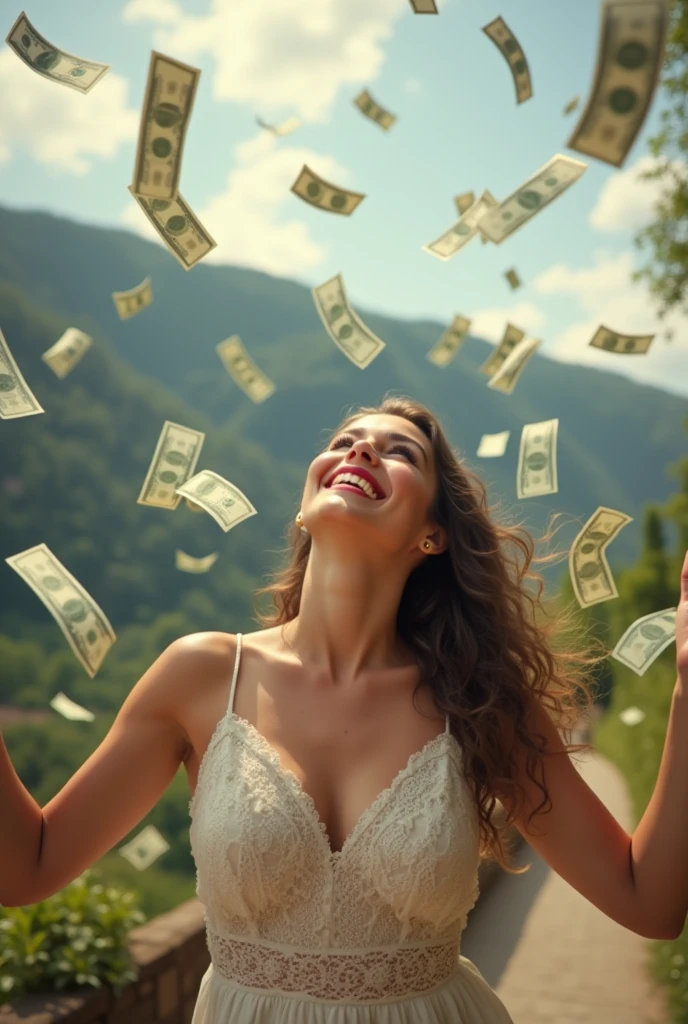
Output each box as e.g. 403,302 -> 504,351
634,0 -> 688,315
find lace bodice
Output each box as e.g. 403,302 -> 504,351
188,633 -> 482,1002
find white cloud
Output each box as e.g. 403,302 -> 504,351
589,155 -> 687,234
121,0 -> 403,120
0,51 -> 137,174
122,132 -> 347,275
470,302 -> 546,343
533,251 -> 688,396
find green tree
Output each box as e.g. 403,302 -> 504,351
633,0 -> 688,316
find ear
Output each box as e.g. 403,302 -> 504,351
428,525 -> 449,555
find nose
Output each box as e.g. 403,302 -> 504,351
346,440 -> 379,464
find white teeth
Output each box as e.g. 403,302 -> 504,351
330,472 -> 379,499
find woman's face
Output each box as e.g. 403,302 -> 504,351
300,413 -> 443,551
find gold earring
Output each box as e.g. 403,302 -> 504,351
423,540 -> 431,551
296,511 -> 308,535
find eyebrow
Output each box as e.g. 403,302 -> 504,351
344,426 -> 428,464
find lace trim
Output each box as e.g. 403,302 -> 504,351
208,929 -> 460,1001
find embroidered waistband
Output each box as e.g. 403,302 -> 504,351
207,929 -> 460,1002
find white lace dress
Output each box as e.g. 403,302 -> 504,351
189,632 -> 515,1022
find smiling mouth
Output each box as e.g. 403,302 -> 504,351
330,482 -> 378,499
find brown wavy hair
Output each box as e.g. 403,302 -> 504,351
253,395 -> 605,873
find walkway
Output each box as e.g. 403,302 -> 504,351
461,725 -> 670,1024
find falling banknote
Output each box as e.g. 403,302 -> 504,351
50,692 -> 95,722
569,506 -> 633,608
290,165 -> 366,216
354,89 -> 397,130
175,550 -> 219,574
482,16 -> 533,104
175,470 -> 258,533
5,544 -> 116,677
517,419 -> 559,499
505,268 -> 521,289
137,420 -> 205,510
216,335 -> 275,404
119,825 -> 169,871
563,96 -> 580,115
426,315 -> 472,367
478,155 -> 588,244
409,0 -> 438,11
0,327 -> 44,419
567,0 -> 670,168
131,51 -> 200,201
128,186 -> 217,269
112,277 -> 153,320
479,322 -> 525,376
477,431 -> 510,458
612,608 -> 677,675
455,191 -> 475,215
588,324 -> 655,354
41,328 -> 92,379
312,273 -> 386,369
5,11 -> 110,93
424,190 -> 498,260
487,336 -> 540,395
255,115 -> 301,137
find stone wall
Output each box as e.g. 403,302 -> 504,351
0,811 -> 523,1023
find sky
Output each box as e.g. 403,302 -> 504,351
1,0 -> 687,397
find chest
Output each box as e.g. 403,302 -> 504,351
183,652 -> 448,857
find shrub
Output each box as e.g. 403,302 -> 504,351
0,868 -> 146,1006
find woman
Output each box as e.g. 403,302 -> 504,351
3,396 -> 687,1022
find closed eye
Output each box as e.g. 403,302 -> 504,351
328,433 -> 419,466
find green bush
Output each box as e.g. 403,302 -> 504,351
0,868 -> 146,1007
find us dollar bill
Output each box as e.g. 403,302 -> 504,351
176,470 -> 258,533
482,16 -> 533,103
216,335 -> 275,404
569,506 -> 633,608
479,322 -> 525,376
424,189 -> 498,260
312,273 -> 386,369
290,165 -> 366,216
487,336 -> 540,395
255,115 -> 301,137
5,12 -> 110,93
517,419 -> 559,499
0,327 -> 44,419
5,543 -> 116,677
119,824 -> 169,871
612,607 -> 677,675
131,52 -> 200,201
128,186 -> 217,269
478,155 -> 588,244
353,89 -> 397,130
50,692 -> 95,722
567,0 -> 670,168
454,191 -> 475,215
41,328 -> 92,379
409,0 -> 438,10
588,324 -> 655,354
563,96 -> 580,115
112,277 -> 153,320
175,550 -> 219,574
426,315 -> 471,367
137,420 -> 205,510
477,431 -> 510,458
505,268 -> 521,289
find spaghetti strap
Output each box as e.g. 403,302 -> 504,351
445,714 -> 450,734
226,632 -> 243,716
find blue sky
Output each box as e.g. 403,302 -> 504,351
1,0 -> 686,396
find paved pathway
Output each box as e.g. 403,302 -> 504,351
461,730 -> 670,1024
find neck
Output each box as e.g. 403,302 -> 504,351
285,535 -> 417,686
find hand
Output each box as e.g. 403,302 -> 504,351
677,550 -> 688,687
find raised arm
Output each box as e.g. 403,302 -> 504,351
0,633 -> 227,908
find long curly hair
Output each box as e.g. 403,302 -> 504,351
253,395 -> 605,873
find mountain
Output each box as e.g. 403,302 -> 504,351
1,202 -> 685,577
